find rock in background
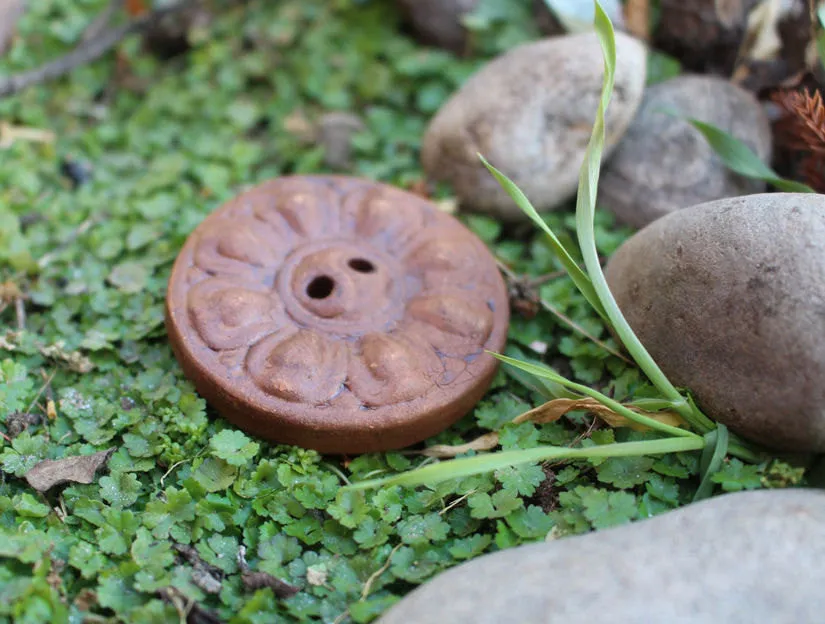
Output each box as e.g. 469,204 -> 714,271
604,193 -> 825,452
396,0 -> 478,54
654,0 -> 760,74
379,488 -> 825,624
599,75 -> 772,229
421,31 -> 647,221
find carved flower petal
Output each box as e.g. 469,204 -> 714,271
406,293 -> 494,357
342,186 -> 426,249
253,179 -> 338,238
404,234 -> 487,291
193,218 -> 288,279
188,279 -> 282,351
348,333 -> 444,406
247,330 -> 348,404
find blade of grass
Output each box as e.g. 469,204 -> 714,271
692,424 -> 729,502
659,111 -> 816,193
342,437 -> 705,491
502,346 -> 581,400
570,3 -> 715,434
493,353 -> 701,440
481,156 -> 608,322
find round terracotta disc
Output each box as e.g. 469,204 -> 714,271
165,175 -> 509,454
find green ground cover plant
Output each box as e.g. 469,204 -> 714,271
0,1 -> 808,622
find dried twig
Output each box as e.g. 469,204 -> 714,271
360,544 -> 402,601
495,257 -> 631,363
237,545 -> 299,598
0,0 -> 198,98
82,0 -> 127,42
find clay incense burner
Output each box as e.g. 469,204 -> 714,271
165,175 -> 510,454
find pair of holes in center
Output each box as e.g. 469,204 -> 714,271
306,258 -> 376,299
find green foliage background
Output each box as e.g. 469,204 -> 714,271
0,1 -> 799,622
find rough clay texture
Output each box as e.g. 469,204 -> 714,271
421,32 -> 647,220
166,175 -> 509,455
604,194 -> 825,452
379,488 -> 825,624
600,75 -> 772,229
396,0 -> 478,53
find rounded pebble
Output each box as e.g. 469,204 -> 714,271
604,193 -> 825,451
421,31 -> 647,220
600,75 -> 772,229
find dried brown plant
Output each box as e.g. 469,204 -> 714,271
772,88 -> 825,191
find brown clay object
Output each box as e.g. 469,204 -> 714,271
166,175 -> 509,454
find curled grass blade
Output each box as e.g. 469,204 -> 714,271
342,437 -> 705,491
692,424 -> 729,502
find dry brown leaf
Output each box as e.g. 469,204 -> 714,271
419,432 -> 500,458
24,448 -> 115,492
513,397 -> 685,432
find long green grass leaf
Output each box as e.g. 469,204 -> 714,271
569,3 -> 715,434
342,437 -> 705,491
480,156 -> 608,321
673,114 -> 815,194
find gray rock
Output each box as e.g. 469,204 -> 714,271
379,488 -> 825,624
600,75 -> 772,229
604,193 -> 825,452
421,32 -> 647,221
397,0 -> 478,53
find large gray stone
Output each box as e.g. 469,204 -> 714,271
604,193 -> 825,452
599,75 -> 772,229
379,488 -> 825,624
421,31 -> 647,221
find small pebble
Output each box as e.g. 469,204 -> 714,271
599,75 -> 772,229
396,0 -> 478,53
421,31 -> 647,220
